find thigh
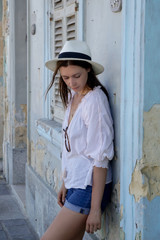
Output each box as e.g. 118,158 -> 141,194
40,206 -> 88,240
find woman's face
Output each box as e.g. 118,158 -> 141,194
60,65 -> 90,94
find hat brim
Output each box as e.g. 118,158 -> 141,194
45,58 -> 104,75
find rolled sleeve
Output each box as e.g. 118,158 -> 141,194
82,88 -> 114,166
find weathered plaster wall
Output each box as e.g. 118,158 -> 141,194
144,1 -> 160,112
0,0 -> 3,169
129,1 -> 160,239
2,0 -> 27,184
2,0 -> 9,179
26,0 -> 121,238
26,0 -> 62,236
130,105 -> 160,202
85,1 -> 121,239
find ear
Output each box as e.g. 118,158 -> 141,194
87,68 -> 91,73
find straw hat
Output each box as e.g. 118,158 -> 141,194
45,40 -> 104,75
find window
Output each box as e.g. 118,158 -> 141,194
48,0 -> 77,123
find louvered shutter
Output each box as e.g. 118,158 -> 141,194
67,15 -> 76,40
54,0 -> 63,9
51,0 -> 77,123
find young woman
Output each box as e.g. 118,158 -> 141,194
41,40 -> 114,240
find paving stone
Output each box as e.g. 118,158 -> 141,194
0,184 -> 11,195
0,178 -> 39,240
0,196 -> 24,220
0,231 -> 8,240
2,219 -> 26,227
0,223 -> 2,230
5,224 -> 35,239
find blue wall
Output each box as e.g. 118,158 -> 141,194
143,1 -> 160,239
143,197 -> 160,240
144,0 -> 160,111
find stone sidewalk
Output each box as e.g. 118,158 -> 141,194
0,176 -> 39,240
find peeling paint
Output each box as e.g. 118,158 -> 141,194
30,137 -> 61,192
130,105 -> 160,202
53,168 -> 59,192
15,104 -> 27,148
111,181 -> 120,212
95,211 -> 108,239
0,77 -> 3,159
120,227 -> 125,240
35,139 -> 45,177
106,181 -> 120,240
135,231 -> 141,240
120,205 -> 123,221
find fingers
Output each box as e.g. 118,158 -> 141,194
57,193 -> 63,207
62,192 -> 66,204
86,223 -> 101,234
57,189 -> 67,207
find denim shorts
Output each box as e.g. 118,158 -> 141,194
64,182 -> 112,215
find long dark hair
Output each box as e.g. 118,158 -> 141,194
46,60 -> 109,107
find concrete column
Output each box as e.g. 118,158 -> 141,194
3,0 -> 27,184
121,0 -> 160,239
120,0 -> 145,239
0,0 -> 3,172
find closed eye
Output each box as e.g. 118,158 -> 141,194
62,76 -> 69,80
62,73 -> 81,80
74,74 -> 81,78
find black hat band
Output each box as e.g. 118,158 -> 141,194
58,52 -> 91,61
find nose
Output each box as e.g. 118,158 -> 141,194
69,78 -> 77,88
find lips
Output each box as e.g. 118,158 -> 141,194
72,87 -> 79,91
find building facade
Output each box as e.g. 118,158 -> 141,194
1,0 -> 160,239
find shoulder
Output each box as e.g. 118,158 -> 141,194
84,86 -> 108,106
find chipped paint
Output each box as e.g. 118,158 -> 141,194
130,105 -> 160,202
0,78 -> 3,159
0,6 -> 3,160
30,137 -> 61,192
120,227 -> 125,240
95,211 -> 108,239
135,231 -> 141,240
120,205 -> 123,221
53,168 -> 59,192
15,104 -> 27,148
35,139 -> 45,177
105,182 -> 120,240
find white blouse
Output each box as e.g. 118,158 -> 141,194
62,86 -> 114,189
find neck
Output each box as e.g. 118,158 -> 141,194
77,85 -> 91,97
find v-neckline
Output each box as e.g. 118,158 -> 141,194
67,94 -> 82,127
67,90 -> 91,127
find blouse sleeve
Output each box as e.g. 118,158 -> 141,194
82,88 -> 114,168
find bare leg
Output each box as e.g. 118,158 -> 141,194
40,206 -> 88,240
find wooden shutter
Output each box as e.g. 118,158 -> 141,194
51,0 -> 77,123
54,0 -> 63,9
67,14 -> 76,40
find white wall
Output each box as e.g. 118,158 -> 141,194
85,1 -> 121,238
85,0 -> 121,187
26,0 -> 122,238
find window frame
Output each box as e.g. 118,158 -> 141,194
44,0 -> 84,123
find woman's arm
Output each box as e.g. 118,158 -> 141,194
57,181 -> 67,207
86,166 -> 107,234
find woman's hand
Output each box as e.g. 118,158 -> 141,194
86,166 -> 107,234
57,182 -> 67,207
86,209 -> 101,234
